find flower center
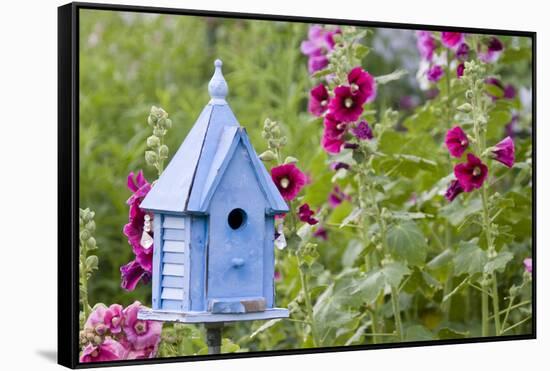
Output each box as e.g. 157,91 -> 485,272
112,316 -> 120,327
472,166 -> 481,176
350,83 -> 359,93
95,324 -> 106,336
461,139 -> 468,146
91,350 -> 99,358
344,97 -> 353,108
320,100 -> 327,106
134,321 -> 147,335
280,177 -> 290,189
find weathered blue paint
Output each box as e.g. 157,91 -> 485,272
138,60 -> 289,324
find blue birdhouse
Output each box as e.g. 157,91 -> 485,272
138,60 -> 290,324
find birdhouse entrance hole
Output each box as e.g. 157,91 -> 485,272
228,208 -> 246,230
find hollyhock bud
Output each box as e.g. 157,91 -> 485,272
298,204 -> 319,225
352,120 -> 373,140
490,136 -> 515,168
445,179 -> 464,202
427,65 -> 444,82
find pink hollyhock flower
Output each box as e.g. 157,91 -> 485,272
455,43 -> 470,61
313,226 -> 328,240
454,153 -> 488,192
427,65 -> 444,82
104,304 -> 124,334
120,260 -> 151,291
271,163 -> 307,201
308,84 -> 330,116
478,36 -> 504,63
352,120 -> 373,140
123,343 -> 159,360
80,338 -> 126,363
301,26 -> 340,74
441,32 -> 464,48
457,63 -> 465,78
523,258 -> 532,274
328,186 -> 351,208
329,86 -> 365,122
85,305 -> 107,335
347,67 -> 376,103
491,136 -> 515,168
445,126 -> 469,158
123,302 -> 162,350
445,179 -> 464,202
416,31 -> 436,61
298,204 -> 319,225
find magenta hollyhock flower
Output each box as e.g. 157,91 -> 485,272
123,302 -> 162,350
445,126 -> 469,158
80,338 -> 126,363
478,36 -> 504,63
313,226 -> 328,240
454,153 -> 489,192
347,67 -> 376,103
427,65 -> 444,82
441,32 -> 464,48
445,179 -> 464,202
271,163 -> 307,201
491,136 -> 515,168
298,204 -> 319,225
455,43 -> 470,61
321,135 -> 344,154
120,260 -> 151,291
328,186 -> 351,208
352,120 -> 373,140
457,63 -> 465,78
308,53 -> 329,75
321,113 -> 346,154
523,258 -> 532,274
416,31 -> 436,61
274,270 -> 282,282
308,84 -> 330,116
103,304 -> 124,334
329,86 -> 365,122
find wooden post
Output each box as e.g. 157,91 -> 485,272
205,323 -> 223,354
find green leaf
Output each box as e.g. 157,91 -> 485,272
381,262 -> 411,288
392,154 -> 437,171
250,318 -> 282,338
453,240 -> 487,276
221,338 -> 240,353
427,249 -> 454,270
405,325 -> 434,341
440,197 -> 482,227
354,44 -> 370,59
484,251 -> 514,275
485,83 -> 504,98
390,211 -> 433,220
437,327 -> 469,339
342,239 -> 365,267
353,269 -> 385,304
340,207 -> 362,228
312,68 -> 332,78
386,221 -> 428,266
500,47 -> 532,64
375,69 -> 408,85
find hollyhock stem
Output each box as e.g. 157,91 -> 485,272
297,256 -> 318,347
481,285 -> 489,336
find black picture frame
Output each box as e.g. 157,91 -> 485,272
58,2 -> 536,368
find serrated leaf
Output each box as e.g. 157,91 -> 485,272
386,221 -> 428,266
342,239 -> 365,267
453,241 -> 487,276
484,251 -> 514,274
440,197 -> 482,227
381,262 -> 411,288
376,69 -> 408,85
427,249 -> 454,270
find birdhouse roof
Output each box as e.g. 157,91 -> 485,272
140,60 -> 289,215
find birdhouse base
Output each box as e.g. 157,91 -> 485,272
137,307 -> 289,323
